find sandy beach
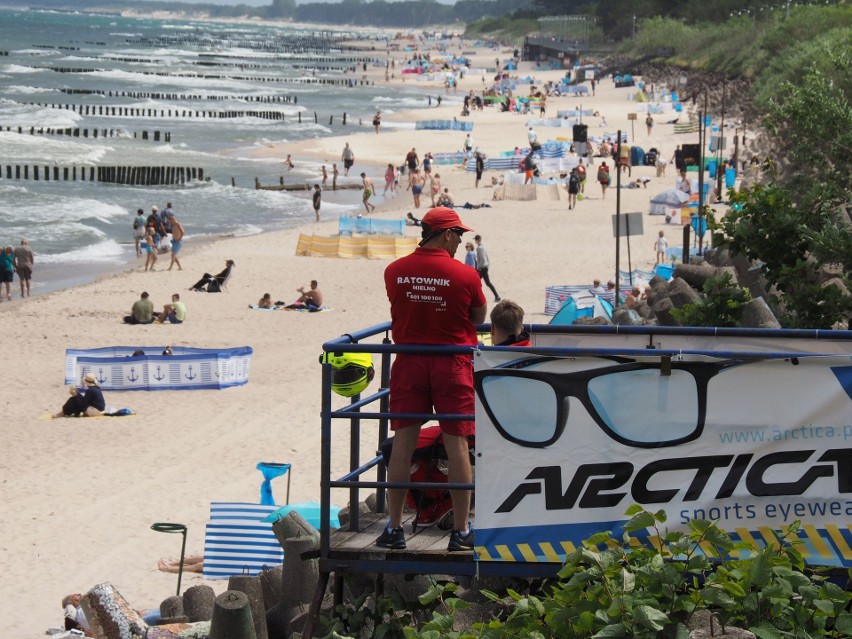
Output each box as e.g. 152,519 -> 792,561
0,35 -> 700,637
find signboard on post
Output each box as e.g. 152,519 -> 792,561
473,332 -> 852,568
612,212 -> 644,237
584,70 -> 595,80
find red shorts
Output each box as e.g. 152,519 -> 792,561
525,170 -> 534,179
389,353 -> 475,437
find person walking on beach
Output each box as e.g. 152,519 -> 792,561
384,163 -> 396,196
380,207 -> 486,552
168,217 -> 185,271
672,145 -> 685,173
654,230 -> 668,265
597,161 -> 611,199
133,208 -> 146,258
645,113 -> 654,136
409,169 -> 425,209
523,151 -> 536,184
312,184 -> 322,222
144,224 -> 158,272
332,163 -> 339,190
361,173 -> 376,213
474,234 -> 501,302
372,111 -> 381,134
405,147 -> 419,173
285,154 -> 295,170
474,151 -> 485,188
0,245 -> 14,301
13,238 -> 34,298
160,202 -> 175,235
429,172 -> 442,206
147,206 -> 163,244
567,167 -> 580,210
341,143 -> 355,176
321,164 -> 328,188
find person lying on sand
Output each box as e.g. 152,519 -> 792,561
158,555 -> 203,574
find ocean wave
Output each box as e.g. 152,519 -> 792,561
4,85 -> 55,95
2,64 -> 48,74
39,238 -> 126,264
89,68 -> 266,92
373,96 -> 430,108
0,131 -> 109,164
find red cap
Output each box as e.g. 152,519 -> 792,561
420,207 -> 474,233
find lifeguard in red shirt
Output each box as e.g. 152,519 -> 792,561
380,207 -> 487,552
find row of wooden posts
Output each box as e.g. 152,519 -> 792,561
24,103 -> 310,120
14,106 -> 360,126
0,165 -> 205,185
1,126 -> 171,141
59,88 -> 297,103
33,66 -> 375,86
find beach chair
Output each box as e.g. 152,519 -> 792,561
202,502 -> 283,579
218,266 -> 234,292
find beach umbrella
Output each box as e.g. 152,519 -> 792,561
649,189 -> 690,215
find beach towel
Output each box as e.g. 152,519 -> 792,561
41,407 -> 134,420
284,305 -> 332,313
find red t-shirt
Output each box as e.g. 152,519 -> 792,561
385,247 -> 486,346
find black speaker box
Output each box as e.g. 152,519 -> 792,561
572,124 -> 588,143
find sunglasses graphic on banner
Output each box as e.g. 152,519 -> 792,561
474,356 -> 758,449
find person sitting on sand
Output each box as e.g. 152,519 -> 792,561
406,212 -> 421,226
155,293 -> 186,324
54,373 -> 106,418
258,293 -> 274,309
189,259 -> 234,293
62,593 -> 91,634
436,188 -> 455,208
124,291 -> 154,324
158,555 -> 204,574
285,279 -> 323,311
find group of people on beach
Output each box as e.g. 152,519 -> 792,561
255,279 -> 324,311
134,203 -> 185,272
0,239 -> 34,301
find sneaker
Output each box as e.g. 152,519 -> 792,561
447,526 -> 474,552
375,524 -> 406,550
494,296 -> 502,302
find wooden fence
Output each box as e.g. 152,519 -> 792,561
0,165 -> 205,185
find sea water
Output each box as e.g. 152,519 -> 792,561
0,8 -> 430,293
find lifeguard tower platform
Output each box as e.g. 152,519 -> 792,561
305,322 -> 852,637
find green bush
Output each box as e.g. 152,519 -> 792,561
323,508 -> 852,638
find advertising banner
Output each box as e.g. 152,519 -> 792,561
474,340 -> 852,567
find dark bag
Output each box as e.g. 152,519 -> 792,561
380,426 -> 474,531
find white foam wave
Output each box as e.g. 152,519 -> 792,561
39,239 -> 125,264
373,96 -> 429,108
4,85 -> 55,95
90,68 -> 261,92
0,131 -> 108,164
232,224 -> 264,237
2,64 -> 48,74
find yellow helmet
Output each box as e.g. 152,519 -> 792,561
319,351 -> 375,397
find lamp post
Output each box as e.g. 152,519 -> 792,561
632,15 -> 637,40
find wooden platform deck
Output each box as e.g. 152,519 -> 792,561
328,513 -> 473,565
